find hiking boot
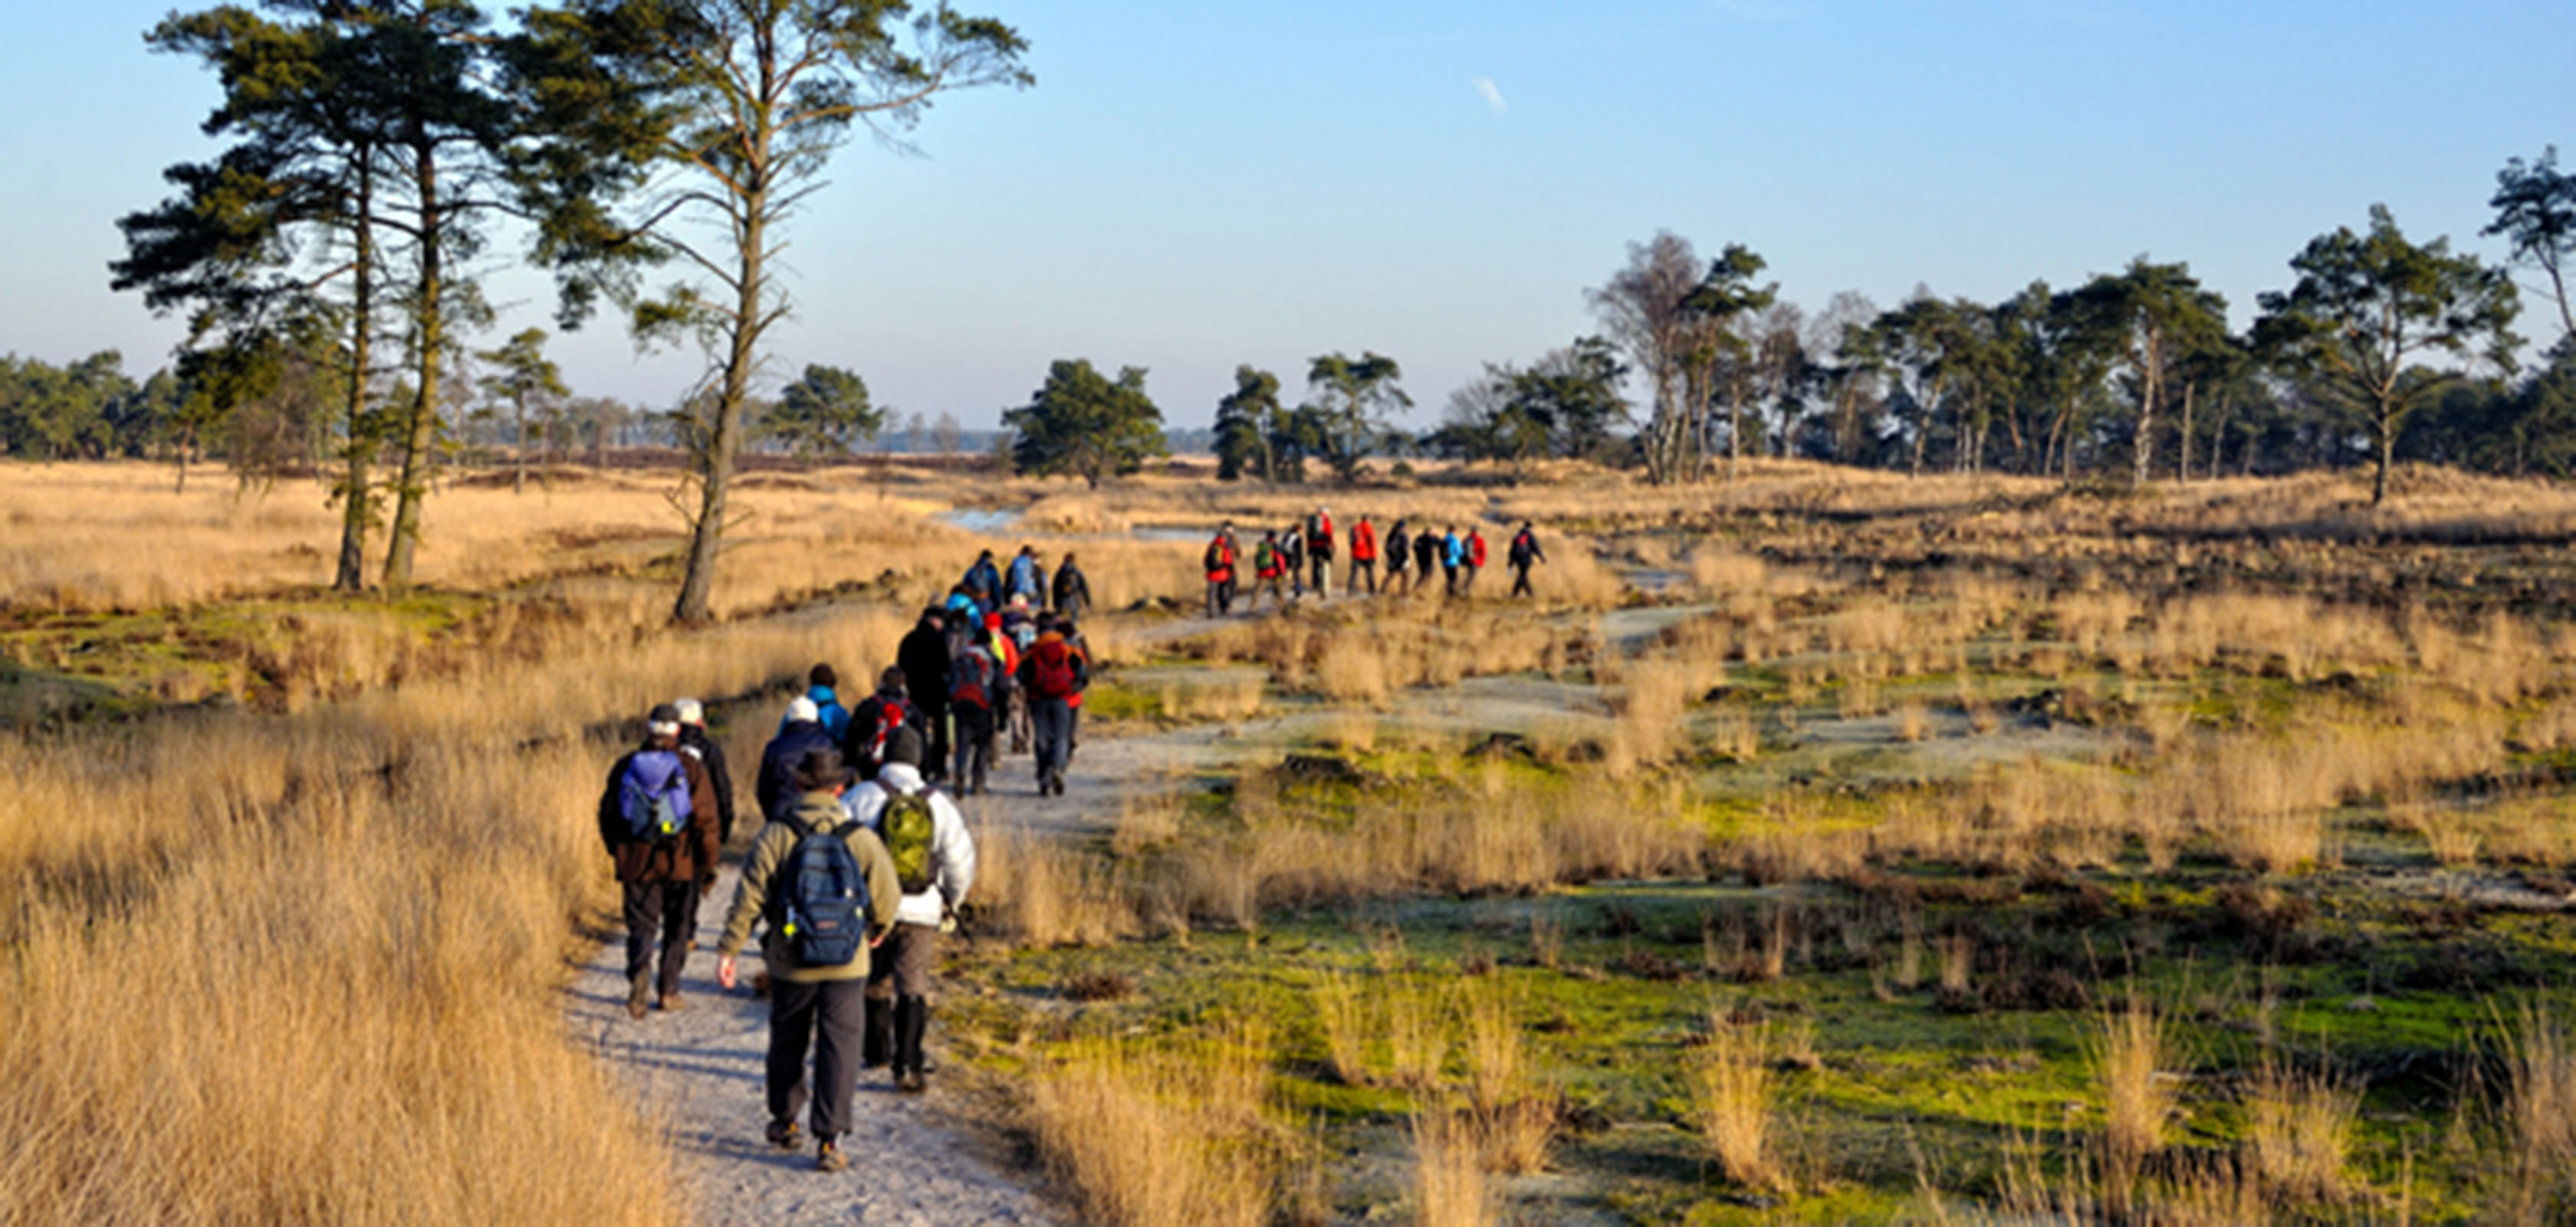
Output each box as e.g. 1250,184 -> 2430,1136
626,974 -> 651,1019
896,1069 -> 927,1095
765,1119 -> 802,1150
658,991 -> 683,1012
816,1139 -> 849,1173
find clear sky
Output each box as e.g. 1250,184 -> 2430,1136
2,0 -> 2569,430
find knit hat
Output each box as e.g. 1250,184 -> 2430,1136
882,725 -> 926,768
673,698 -> 705,726
646,702 -> 682,739
787,696 -> 820,725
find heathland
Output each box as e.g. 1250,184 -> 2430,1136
7,456 -> 2576,1225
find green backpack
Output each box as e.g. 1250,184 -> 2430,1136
880,788 -> 938,895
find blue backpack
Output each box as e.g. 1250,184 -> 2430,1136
619,750 -> 693,844
780,820 -> 869,967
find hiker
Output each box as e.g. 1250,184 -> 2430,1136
715,748 -> 902,1173
1004,545 -> 1047,610
757,696 -> 840,824
1052,552 -> 1092,620
1282,521 -> 1307,600
785,664 -> 850,743
1306,506 -> 1336,599
846,668 -> 926,781
847,727 -> 976,1094
1250,529 -> 1288,613
1203,523 -> 1240,617
961,550 -> 1003,611
898,607 -> 953,781
600,703 -> 721,1018
1348,514 -> 1379,596
1385,519 -> 1412,596
1059,615 -> 1093,762
947,625 -> 1000,795
945,584 -> 984,628
673,698 -> 739,844
1016,613 -> 1089,796
1463,525 -> 1490,597
991,610 -> 1031,755
1411,522 -> 1441,597
1507,521 -> 1547,598
1440,526 -> 1464,597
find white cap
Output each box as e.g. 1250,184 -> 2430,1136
787,696 -> 820,725
647,719 -> 680,738
673,698 -> 705,725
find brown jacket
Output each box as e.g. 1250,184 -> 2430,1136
597,742 -> 722,884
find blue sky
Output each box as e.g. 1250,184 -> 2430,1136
2,0 -> 2569,429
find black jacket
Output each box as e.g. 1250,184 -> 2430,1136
1052,564 -> 1092,615
677,723 -> 739,844
846,689 -> 928,778
898,623 -> 952,713
755,719 -> 839,825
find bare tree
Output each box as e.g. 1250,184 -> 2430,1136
1588,232 -> 1710,485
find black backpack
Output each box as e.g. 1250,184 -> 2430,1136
780,820 -> 869,967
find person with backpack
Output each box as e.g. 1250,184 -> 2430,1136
1015,614 -> 1089,796
1412,522 -> 1441,597
987,610 -> 1030,755
672,698 -> 739,844
1203,524 -> 1239,617
1463,526 -> 1490,597
1441,526 -> 1465,596
961,550 -> 1003,611
1306,507 -> 1336,599
946,628 -> 1000,795
1051,552 -> 1092,620
846,667 -> 928,781
1004,546 -> 1047,610
785,664 -> 850,744
600,703 -> 722,1019
845,727 -> 975,1094
1280,521 -> 1307,600
757,696 -> 840,824
715,748 -> 901,1173
1385,519 -> 1412,596
896,607 -> 952,781
1347,514 -> 1378,596
1507,521 -> 1547,599
1059,615 -> 1094,762
1250,529 -> 1288,613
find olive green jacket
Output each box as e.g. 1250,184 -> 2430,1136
717,791 -> 901,984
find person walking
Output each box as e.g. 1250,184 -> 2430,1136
1412,522 -> 1441,597
847,727 -> 975,1094
600,703 -> 722,1018
715,748 -> 901,1173
989,611 -> 1030,755
1203,524 -> 1239,617
1250,529 -> 1288,613
846,667 -> 926,781
946,628 -> 999,795
1507,521 -> 1547,599
1051,552 -> 1092,620
757,696 -> 840,824
790,664 -> 850,743
961,550 -> 1003,612
1440,526 -> 1464,597
1348,514 -> 1379,596
896,607 -> 953,781
673,697 -> 739,844
1016,614 -> 1089,796
1004,546 -> 1048,610
1463,525 -> 1489,597
1281,521 -> 1307,600
1385,519 -> 1411,596
1306,506 -> 1336,599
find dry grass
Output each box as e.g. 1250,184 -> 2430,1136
1024,1023 -> 1293,1227
2096,995 -> 2174,1193
2506,1001 -> 2576,1224
1687,1016 -> 1786,1192
1455,978 -> 1560,1175
2245,1058 -> 2361,1206
1412,1112 -> 1497,1227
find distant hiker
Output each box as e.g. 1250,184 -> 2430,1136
1000,596 -> 1039,654
1251,529 -> 1288,613
947,627 -> 1000,795
846,727 -> 976,1094
846,668 -> 926,781
1306,506 -> 1336,599
991,611 -> 1032,755
787,664 -> 850,743
673,697 -> 739,844
1385,520 -> 1412,596
758,696 -> 840,824
1052,553 -> 1092,620
961,550 -> 1003,610
1004,545 -> 1048,610
945,585 -> 984,627
1204,524 -> 1240,617
1060,615 -> 1094,762
1507,521 -> 1547,598
1440,527 -> 1464,597
1412,524 -> 1441,597
1016,614 -> 1089,796
898,607 -> 953,780
1281,522 -> 1307,600
600,703 -> 721,1019
1463,526 -> 1490,597
715,748 -> 901,1173
1348,514 -> 1379,595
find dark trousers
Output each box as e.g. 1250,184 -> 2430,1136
920,699 -> 951,781
1207,579 -> 1234,617
1033,698 -> 1073,788
767,976 -> 867,1140
1442,566 -> 1460,596
1511,564 -> 1535,597
1351,559 -> 1377,594
864,922 -> 941,1000
621,879 -> 698,998
951,702 -> 994,793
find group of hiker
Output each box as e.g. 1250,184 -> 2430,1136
1199,508 -> 1549,616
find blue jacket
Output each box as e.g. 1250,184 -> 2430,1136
1005,554 -> 1046,602
963,559 -> 1003,602
1442,533 -> 1464,567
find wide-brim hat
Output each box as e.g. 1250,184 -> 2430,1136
792,748 -> 856,794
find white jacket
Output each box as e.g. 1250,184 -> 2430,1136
843,764 -> 976,928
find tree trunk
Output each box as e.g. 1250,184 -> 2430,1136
2176,380 -> 2195,483
513,394 -> 527,495
382,146 -> 441,589
334,160 -> 377,593
672,203 -> 765,624
2371,404 -> 2395,507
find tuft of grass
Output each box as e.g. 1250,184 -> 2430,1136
1024,1024 -> 1289,1227
2095,995 -> 2174,1197
2245,1058 -> 2360,1206
1686,1016 -> 1785,1192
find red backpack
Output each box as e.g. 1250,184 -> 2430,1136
1030,640 -> 1079,700
862,698 -> 912,764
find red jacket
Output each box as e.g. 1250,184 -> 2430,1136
1204,536 -> 1237,584
1350,521 -> 1377,562
1467,532 -> 1488,568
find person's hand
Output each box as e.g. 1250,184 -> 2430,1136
717,955 -> 738,991
869,931 -> 888,949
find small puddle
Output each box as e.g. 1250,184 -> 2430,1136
938,508 -> 1022,535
